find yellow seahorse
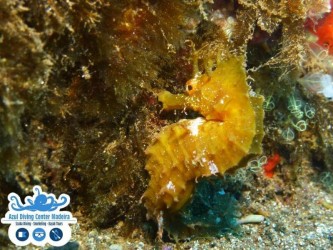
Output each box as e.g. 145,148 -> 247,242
143,56 -> 264,219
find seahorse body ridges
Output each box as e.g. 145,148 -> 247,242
143,56 -> 264,219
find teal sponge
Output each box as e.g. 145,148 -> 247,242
164,176 -> 240,239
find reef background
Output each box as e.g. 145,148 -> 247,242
0,0 -> 333,249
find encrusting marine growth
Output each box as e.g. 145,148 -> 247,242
142,55 -> 264,220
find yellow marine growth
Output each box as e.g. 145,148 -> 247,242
143,56 -> 264,219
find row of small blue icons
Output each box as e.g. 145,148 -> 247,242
16,228 -> 63,242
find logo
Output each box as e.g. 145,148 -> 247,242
1,186 -> 77,246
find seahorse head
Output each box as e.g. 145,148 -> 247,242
183,57 -> 246,120
158,57 -> 246,121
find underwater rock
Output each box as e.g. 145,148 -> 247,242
2,0 -> 333,246
0,0 -> 199,235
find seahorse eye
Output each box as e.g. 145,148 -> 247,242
186,79 -> 198,95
